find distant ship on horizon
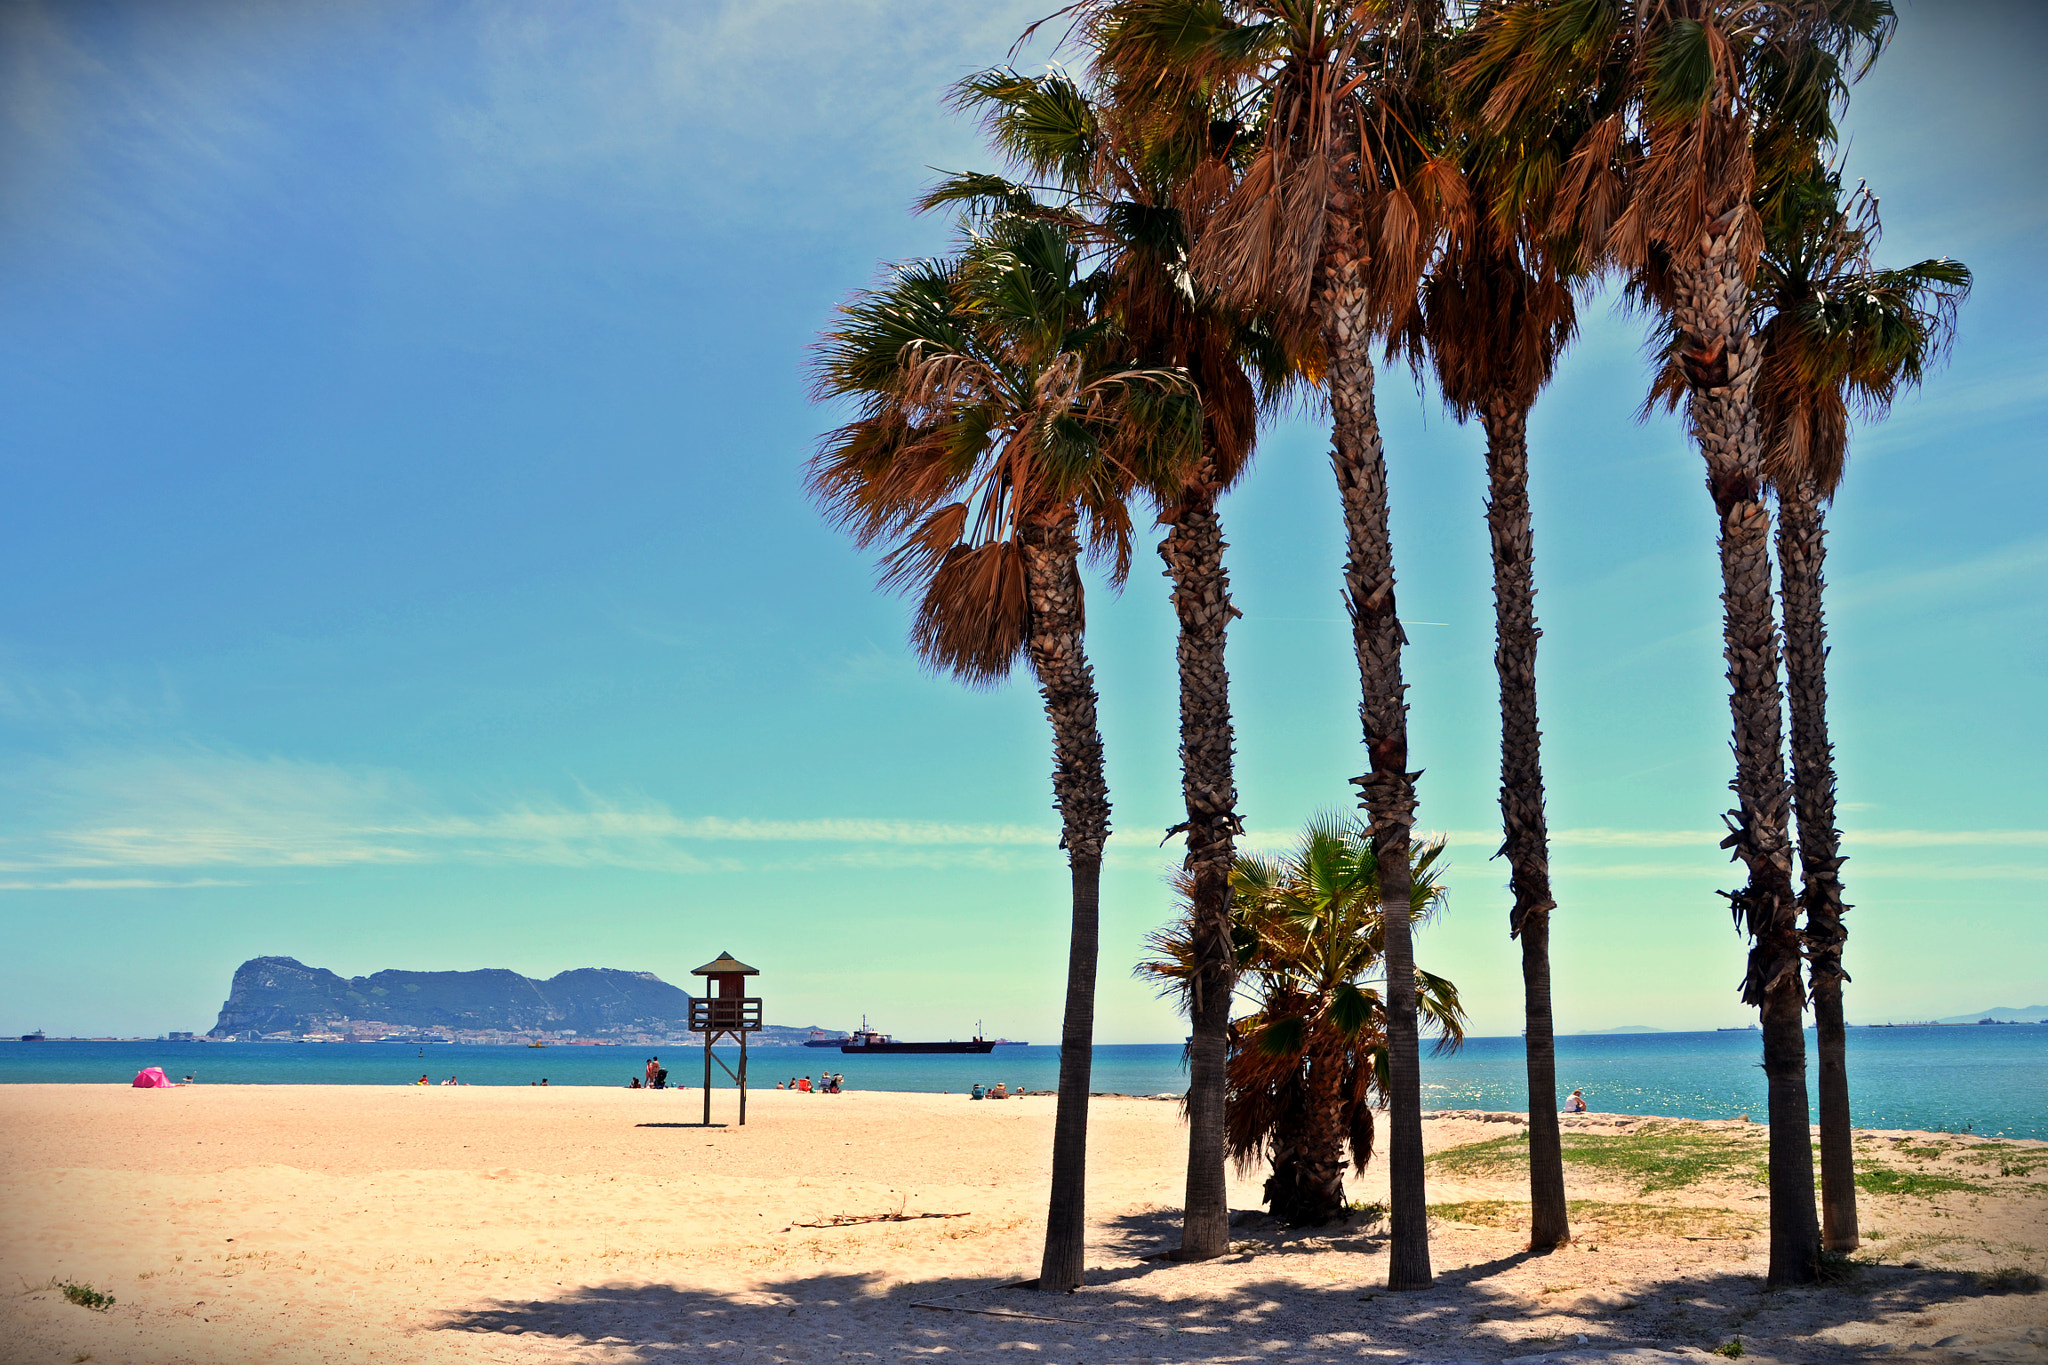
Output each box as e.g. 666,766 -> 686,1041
806,1022 -> 1025,1050
834,1017 -> 996,1054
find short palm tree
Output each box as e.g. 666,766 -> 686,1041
1141,814 -> 1465,1226
926,65 -> 1296,1263
1091,0 -> 1466,1289
1735,167 -> 1965,1252
809,219 -> 1200,1291
1461,0 -> 1894,1285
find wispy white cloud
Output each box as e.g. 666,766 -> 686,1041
1831,536 -> 2048,615
437,1 -> 1046,218
1851,829 -> 2048,848
0,877 -> 248,891
0,748 -> 1059,881
3,747 -> 2042,889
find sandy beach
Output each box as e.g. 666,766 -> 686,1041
2,1083 -> 2042,1365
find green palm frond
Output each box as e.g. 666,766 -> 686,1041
1135,805 -> 1462,1197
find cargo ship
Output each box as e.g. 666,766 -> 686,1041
804,1030 -> 851,1049
838,1017 -> 995,1054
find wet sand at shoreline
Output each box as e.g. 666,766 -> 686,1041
2,1084 -> 2042,1364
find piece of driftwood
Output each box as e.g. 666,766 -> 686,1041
791,1211 -> 971,1228
908,1302 -> 1088,1325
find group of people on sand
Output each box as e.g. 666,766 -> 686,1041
778,1074 -> 843,1093
969,1082 -> 1019,1100
629,1056 -> 675,1090
416,1074 -> 468,1086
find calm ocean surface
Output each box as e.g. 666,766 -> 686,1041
3,1026 -> 2042,1138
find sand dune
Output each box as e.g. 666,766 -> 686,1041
2,1084 -> 2041,1364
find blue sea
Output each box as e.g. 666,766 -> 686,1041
3,1026 -> 2042,1139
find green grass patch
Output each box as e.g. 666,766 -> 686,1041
58,1282 -> 114,1312
1977,1266 -> 2043,1295
1429,1124 -> 1766,1194
1952,1144 -> 2048,1176
1428,1198 -> 1755,1240
1855,1165 -> 1987,1198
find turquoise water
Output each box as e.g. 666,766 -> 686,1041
3,1025 -> 2042,1138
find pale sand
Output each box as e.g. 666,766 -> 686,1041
2,1084 -> 2043,1365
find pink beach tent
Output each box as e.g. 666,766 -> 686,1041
131,1066 -> 177,1088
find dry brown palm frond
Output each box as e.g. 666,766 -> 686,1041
909,540 -> 1034,687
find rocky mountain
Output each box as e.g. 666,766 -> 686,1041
209,956 -> 697,1036
1932,1005 -> 2048,1025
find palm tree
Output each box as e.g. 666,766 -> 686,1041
1140,814 -> 1465,1227
809,219 -> 1200,1291
926,66 -> 1296,1262
1091,0 -> 1466,1289
1394,107 -> 1580,1248
1461,0 -> 1894,1285
1732,167 -> 1964,1252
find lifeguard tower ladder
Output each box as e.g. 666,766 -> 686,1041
688,951 -> 761,1125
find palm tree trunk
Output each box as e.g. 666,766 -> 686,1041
1159,469 -> 1241,1262
1778,475 -> 1856,1253
1677,218 -> 1818,1286
1319,246 -> 1430,1290
1262,1074 -> 1309,1221
1021,518 -> 1110,1294
1479,397 -> 1569,1251
1289,1041 -> 1351,1226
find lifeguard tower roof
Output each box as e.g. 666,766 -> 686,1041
691,951 -> 759,977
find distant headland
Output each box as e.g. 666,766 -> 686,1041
208,956 -> 831,1046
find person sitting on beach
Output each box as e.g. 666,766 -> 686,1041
540,1078 -> 549,1086
797,1076 -> 812,1093
1565,1089 -> 1586,1113
630,1076 -> 642,1089
832,1073 -> 844,1093
988,1082 -> 1007,1099
970,1083 -> 984,1101
417,1075 -> 430,1085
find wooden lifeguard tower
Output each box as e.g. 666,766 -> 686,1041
688,951 -> 761,1125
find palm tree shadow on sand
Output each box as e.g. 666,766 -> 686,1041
430,1252 -> 2005,1364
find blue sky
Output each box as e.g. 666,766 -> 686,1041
1,0 -> 2042,1043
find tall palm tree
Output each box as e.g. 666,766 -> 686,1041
926,66 -> 1296,1262
1461,0 -> 1893,1285
809,219 -> 1200,1291
1091,0 -> 1466,1289
1395,110 -> 1580,1249
1140,814 -> 1466,1227
1706,168 -> 1965,1251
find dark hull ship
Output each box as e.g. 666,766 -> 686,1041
837,1017 -> 995,1054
